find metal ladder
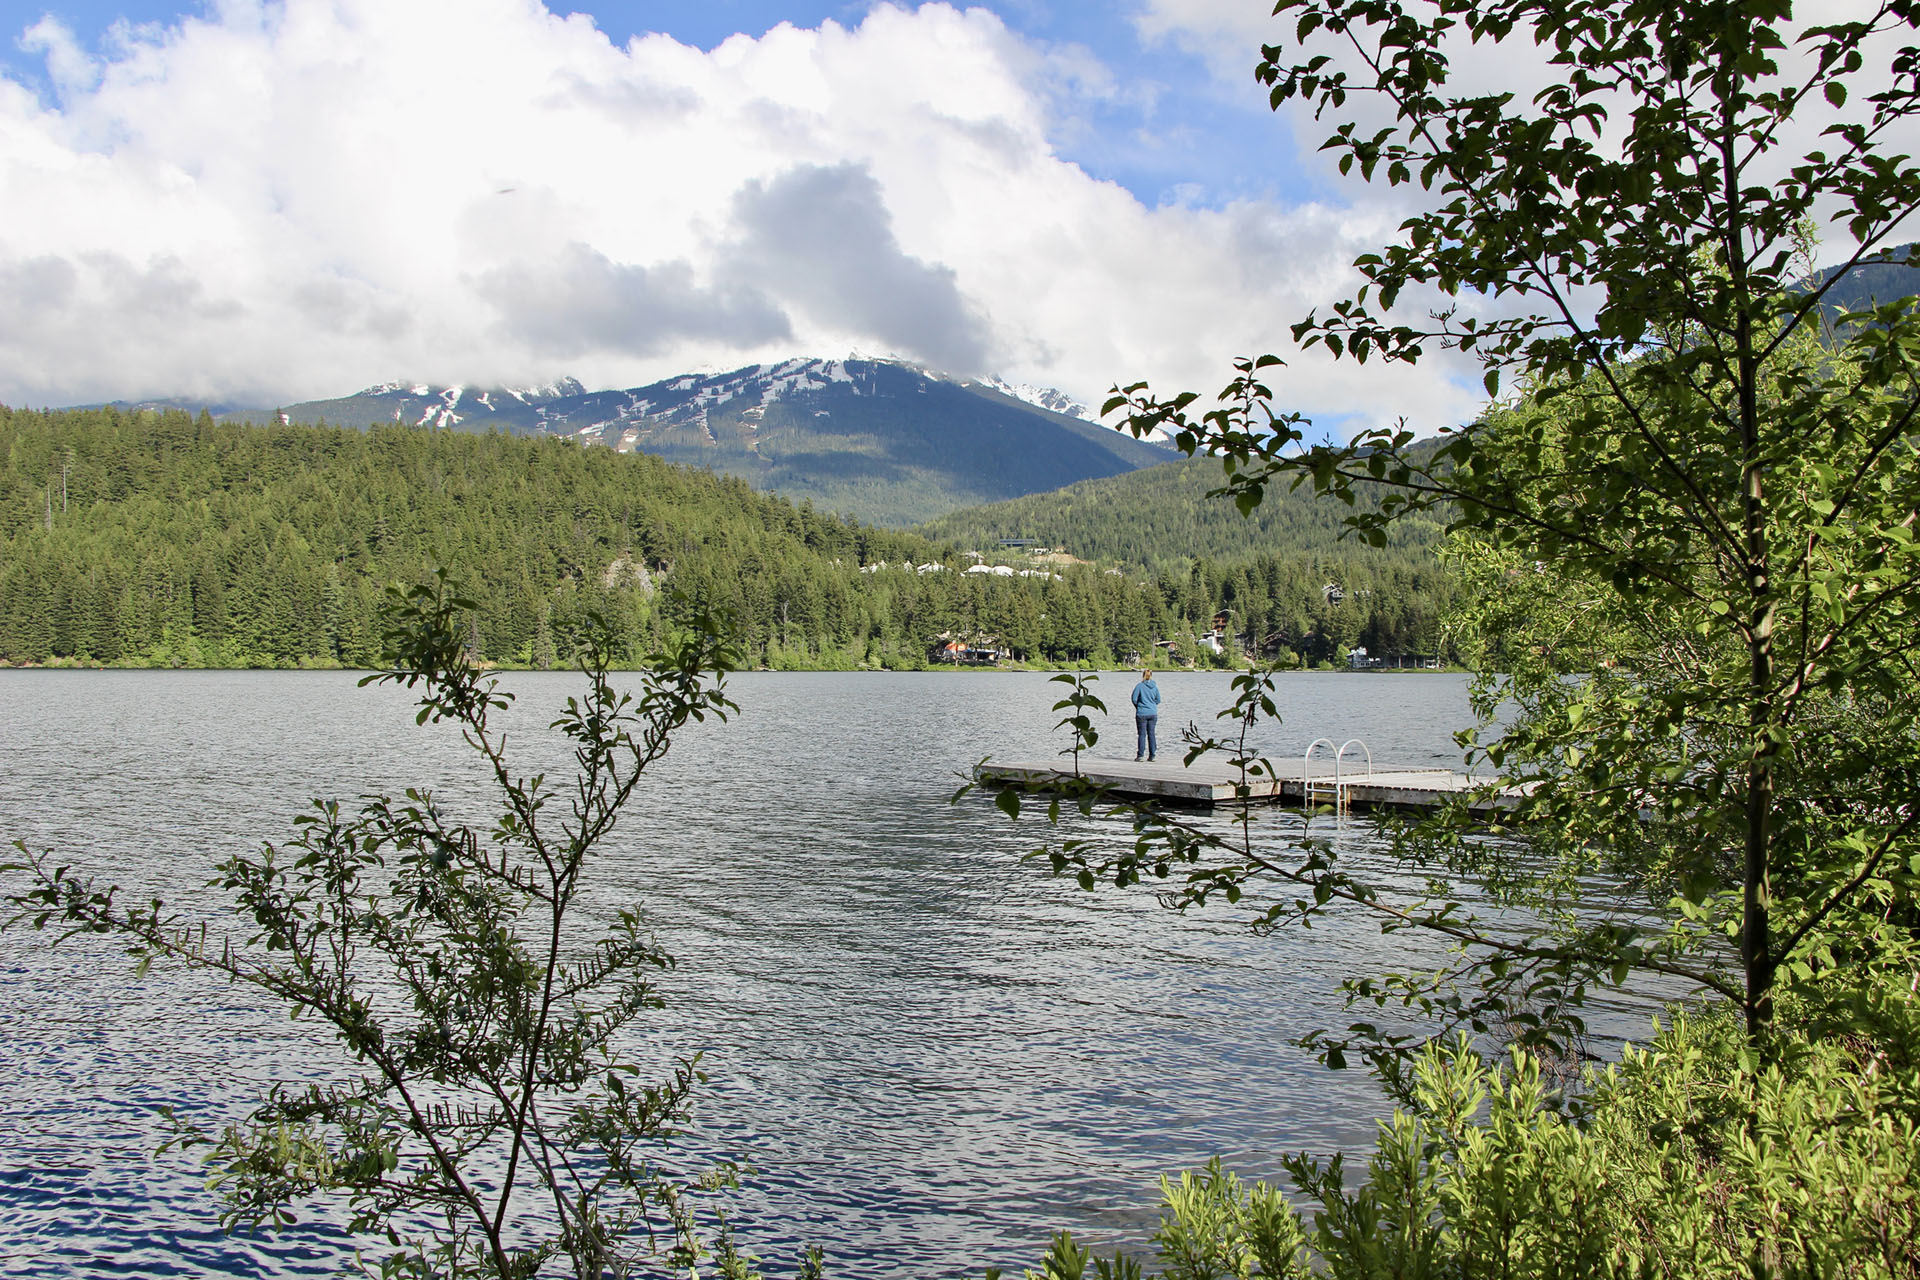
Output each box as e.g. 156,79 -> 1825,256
1301,737 -> 1372,814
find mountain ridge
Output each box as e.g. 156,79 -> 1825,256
212,358 -> 1173,526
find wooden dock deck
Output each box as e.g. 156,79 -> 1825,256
974,756 -> 1516,816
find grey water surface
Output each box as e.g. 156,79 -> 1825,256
0,669 -> 1482,1279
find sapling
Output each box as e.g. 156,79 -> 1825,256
7,570 -> 759,1279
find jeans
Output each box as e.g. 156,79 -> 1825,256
1135,715 -> 1158,760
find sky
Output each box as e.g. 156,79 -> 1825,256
0,1 -> 1495,428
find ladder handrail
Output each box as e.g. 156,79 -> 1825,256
1302,737 -> 1338,811
1302,738 -> 1337,783
1302,737 -> 1373,815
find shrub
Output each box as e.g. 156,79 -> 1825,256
1024,1003 -> 1920,1280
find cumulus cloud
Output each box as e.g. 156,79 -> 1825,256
1138,0 -> 1908,240
0,0 -> 1488,435
1130,0 -> 1272,85
480,244 -> 791,357
16,17 -> 99,94
726,163 -> 992,375
0,249 -> 257,403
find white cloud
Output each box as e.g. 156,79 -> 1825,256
1137,0 -> 1908,248
17,17 -> 101,94
1131,0 -> 1272,85
0,0 -> 1486,436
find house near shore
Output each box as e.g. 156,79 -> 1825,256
1204,609 -> 1235,657
1350,646 -> 1444,670
931,631 -> 1013,665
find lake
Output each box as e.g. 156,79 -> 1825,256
0,668 -> 1500,1278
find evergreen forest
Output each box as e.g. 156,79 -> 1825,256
0,406 -> 1457,671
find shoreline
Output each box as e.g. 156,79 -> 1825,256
0,659 -> 1465,675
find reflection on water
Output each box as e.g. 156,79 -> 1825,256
1,669 -> 1488,1278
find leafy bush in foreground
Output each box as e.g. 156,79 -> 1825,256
1020,1001 -> 1920,1280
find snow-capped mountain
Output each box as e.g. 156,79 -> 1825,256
972,376 -> 1174,443
316,378 -> 589,429
977,376 -> 1097,422
242,359 -> 1174,526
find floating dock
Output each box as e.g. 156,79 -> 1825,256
974,755 -> 1518,816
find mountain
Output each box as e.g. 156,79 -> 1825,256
977,377 -> 1096,421
233,359 -> 1174,526
919,453 -> 1449,572
1804,242 -> 1919,315
235,378 -> 590,432
78,395 -> 270,417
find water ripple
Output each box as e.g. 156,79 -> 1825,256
1,669 -> 1486,1278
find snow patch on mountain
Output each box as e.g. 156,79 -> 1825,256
980,376 -> 1095,421
590,359 -> 863,439
753,358 -> 851,406
503,378 -> 585,401
336,362 -> 1175,447
978,376 -> 1173,443
356,378 -> 581,405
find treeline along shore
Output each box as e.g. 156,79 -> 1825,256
0,405 -> 1456,670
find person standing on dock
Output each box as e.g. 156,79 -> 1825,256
1131,669 -> 1160,762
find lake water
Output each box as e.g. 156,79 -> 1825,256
0,669 -> 1509,1278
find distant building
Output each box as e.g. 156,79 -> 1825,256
1203,609 -> 1235,657
931,631 -> 1013,665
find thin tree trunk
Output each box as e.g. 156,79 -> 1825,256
1743,459 -> 1776,1042
1722,64 -> 1775,1045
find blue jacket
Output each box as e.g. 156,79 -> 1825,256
1131,677 -> 1160,716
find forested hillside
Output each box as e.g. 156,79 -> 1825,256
0,407 -> 1453,669
920,453 -> 1449,571
1805,240 -> 1919,315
